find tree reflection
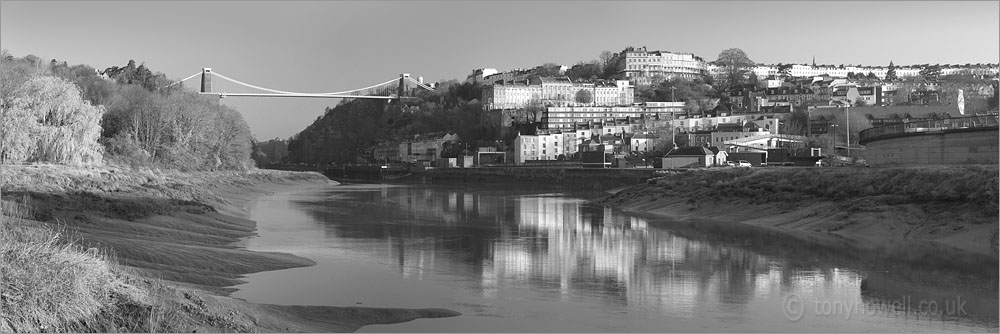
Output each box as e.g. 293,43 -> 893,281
291,185 -> 996,324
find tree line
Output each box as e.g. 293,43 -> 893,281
285,80 -> 500,164
1,51 -> 254,170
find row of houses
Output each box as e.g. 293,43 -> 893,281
541,101 -> 684,130
513,120 -> 660,164
371,132 -> 461,163
806,105 -> 966,136
481,76 -> 635,110
512,113 -> 789,165
726,75 -> 967,111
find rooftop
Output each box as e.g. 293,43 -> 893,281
666,146 -> 714,156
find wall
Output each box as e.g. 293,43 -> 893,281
662,156 -> 708,169
864,128 -> 999,166
418,167 -> 659,189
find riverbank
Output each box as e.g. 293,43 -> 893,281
601,166 -> 999,257
380,166 -> 659,190
0,165 -> 459,332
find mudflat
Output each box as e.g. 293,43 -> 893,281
600,166 -> 999,257
0,165 -> 459,332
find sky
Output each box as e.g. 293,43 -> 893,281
2,1 -> 998,140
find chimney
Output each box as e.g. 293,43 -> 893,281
419,77 -> 424,84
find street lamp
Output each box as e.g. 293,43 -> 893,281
829,124 -> 839,155
845,105 -> 851,158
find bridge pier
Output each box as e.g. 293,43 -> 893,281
398,73 -> 409,100
201,68 -> 212,93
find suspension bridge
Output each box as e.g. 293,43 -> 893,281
167,68 -> 436,100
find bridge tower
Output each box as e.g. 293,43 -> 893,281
201,68 -> 212,93
398,73 -> 409,100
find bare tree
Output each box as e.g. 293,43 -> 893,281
716,48 -> 755,89
599,50 -> 614,71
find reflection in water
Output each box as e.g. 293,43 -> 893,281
242,185 -> 997,332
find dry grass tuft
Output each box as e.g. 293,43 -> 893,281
0,196 -> 180,333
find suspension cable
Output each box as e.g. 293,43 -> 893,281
211,71 -> 403,96
163,72 -> 203,89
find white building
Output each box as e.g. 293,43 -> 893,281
514,132 -> 566,164
630,133 -> 658,153
670,114 -> 781,134
710,129 -> 770,148
483,77 -> 633,111
721,133 -> 809,153
482,68 -> 534,85
482,83 -> 542,110
468,68 -> 499,83
514,121 -> 648,164
544,102 -> 684,131
612,46 -> 707,86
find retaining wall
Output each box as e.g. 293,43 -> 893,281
864,127 -> 999,167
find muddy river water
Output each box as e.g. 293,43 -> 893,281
231,183 -> 998,332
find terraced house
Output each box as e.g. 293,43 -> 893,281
764,86 -> 815,106
609,46 -> 707,86
482,77 -> 633,111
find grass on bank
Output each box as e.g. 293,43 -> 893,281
650,165 -> 999,214
0,198 -> 180,333
0,165 -> 333,332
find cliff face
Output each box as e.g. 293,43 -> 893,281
600,166 -> 999,256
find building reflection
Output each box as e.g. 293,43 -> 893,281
297,185 -> 993,324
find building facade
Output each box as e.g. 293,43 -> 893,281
630,133 -> 658,153
764,86 -> 815,105
543,102 -> 684,131
514,132 -> 567,164
398,133 -> 461,163
611,46 -> 707,86
670,114 -> 781,134
710,130 -> 770,148
831,85 -> 883,106
482,68 -> 534,85
482,77 -> 634,111
514,121 -> 649,164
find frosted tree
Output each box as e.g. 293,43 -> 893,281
1,76 -> 105,165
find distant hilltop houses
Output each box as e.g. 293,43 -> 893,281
710,62 -> 999,81
471,46 -> 999,87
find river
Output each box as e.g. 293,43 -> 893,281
230,183 -> 998,332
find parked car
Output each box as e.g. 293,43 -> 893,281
737,160 -> 752,167
726,161 -> 736,167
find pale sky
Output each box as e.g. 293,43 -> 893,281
2,1 -> 998,140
